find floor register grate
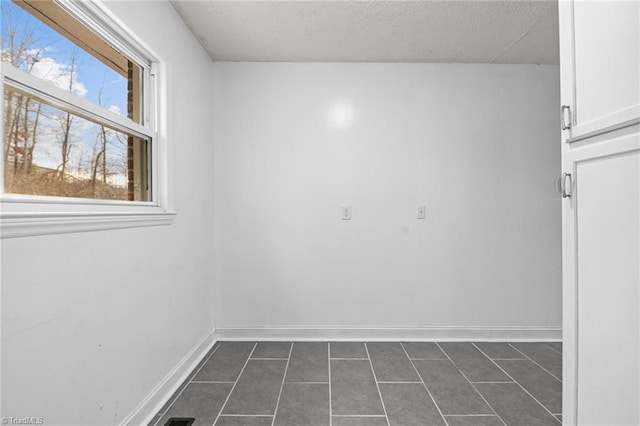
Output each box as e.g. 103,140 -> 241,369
164,418 -> 195,426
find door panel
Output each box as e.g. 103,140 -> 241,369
575,148 -> 639,426
570,1 -> 639,138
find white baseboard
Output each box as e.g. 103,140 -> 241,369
216,325 -> 562,341
120,329 -> 217,426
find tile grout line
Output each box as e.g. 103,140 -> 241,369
471,381 -> 514,384
190,342 -> 224,381
435,342 -> 507,426
191,381 -> 235,384
545,343 -> 563,355
444,414 -> 499,417
472,343 -> 562,425
330,358 -> 370,360
219,414 -> 273,417
507,343 -> 562,382
285,381 -> 329,384
270,342 -> 294,426
364,343 -> 391,426
377,381 -> 423,384
332,415 -> 387,417
213,342 -> 258,426
409,358 -> 448,361
153,341 -> 224,425
400,343 -> 450,426
328,343 -> 333,426
488,358 -> 527,361
251,358 -> 289,360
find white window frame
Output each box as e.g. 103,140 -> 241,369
0,0 -> 174,238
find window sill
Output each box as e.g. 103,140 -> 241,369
1,196 -> 175,238
1,211 -> 175,238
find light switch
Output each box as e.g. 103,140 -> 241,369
417,205 -> 426,219
342,205 -> 351,220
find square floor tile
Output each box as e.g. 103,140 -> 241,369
223,360 -> 287,415
194,342 -> 255,382
330,342 -> 368,359
367,342 -> 419,382
438,343 -> 509,382
511,343 -> 562,380
332,417 -> 388,426
252,342 -> 292,359
475,383 -> 559,425
379,382 -> 446,426
402,342 -> 446,360
331,360 -> 385,415
157,345 -> 221,416
285,342 -> 329,383
445,415 -> 504,426
547,343 -> 562,354
215,416 -> 273,425
413,359 -> 492,415
274,383 -> 330,426
496,360 -> 561,414
474,342 -> 526,360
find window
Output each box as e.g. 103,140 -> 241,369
1,0 -> 173,237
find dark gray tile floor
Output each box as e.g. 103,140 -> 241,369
150,341 -> 562,426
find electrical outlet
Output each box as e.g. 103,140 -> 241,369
342,205 -> 351,220
417,205 -> 426,219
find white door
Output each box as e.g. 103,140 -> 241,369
559,1 -> 640,425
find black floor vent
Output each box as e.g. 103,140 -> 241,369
164,418 -> 195,426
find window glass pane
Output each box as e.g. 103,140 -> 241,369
3,86 -> 150,201
0,0 -> 142,123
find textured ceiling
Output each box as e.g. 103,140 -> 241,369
170,1 -> 559,64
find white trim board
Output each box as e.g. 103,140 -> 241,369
1,211 -> 175,238
215,326 -> 562,341
120,330 -> 217,426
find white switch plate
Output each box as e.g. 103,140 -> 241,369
342,205 -> 351,220
417,205 -> 426,219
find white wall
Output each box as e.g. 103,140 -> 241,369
212,63 -> 561,339
1,2 -> 215,425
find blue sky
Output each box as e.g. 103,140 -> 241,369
3,2 -> 128,112
2,1 -> 131,184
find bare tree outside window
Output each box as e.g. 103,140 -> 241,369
1,0 -> 149,201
